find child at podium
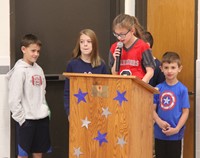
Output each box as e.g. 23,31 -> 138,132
109,14 -> 155,83
64,29 -> 108,118
153,52 -> 190,158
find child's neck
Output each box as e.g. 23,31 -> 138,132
125,36 -> 137,48
22,58 -> 34,66
166,78 -> 179,86
80,55 -> 91,63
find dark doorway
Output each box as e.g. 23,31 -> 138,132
10,0 -> 124,73
10,0 -> 124,157
135,0 -> 147,29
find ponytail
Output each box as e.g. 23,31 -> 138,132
112,14 -> 145,40
132,16 -> 145,40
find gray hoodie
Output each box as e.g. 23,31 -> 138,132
6,59 -> 50,126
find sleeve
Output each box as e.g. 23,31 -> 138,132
153,85 -> 160,107
108,51 -> 114,69
8,69 -> 26,125
108,43 -> 117,69
153,93 -> 159,105
63,62 -> 72,116
181,86 -> 190,109
142,49 -> 156,69
102,62 -> 108,74
64,78 -> 70,116
41,69 -> 51,116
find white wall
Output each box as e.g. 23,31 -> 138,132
0,1 -> 10,65
0,0 -> 10,158
125,0 -> 135,16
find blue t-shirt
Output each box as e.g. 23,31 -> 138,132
64,58 -> 108,115
154,81 -> 190,140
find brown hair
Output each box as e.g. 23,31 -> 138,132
72,29 -> 102,67
112,14 -> 145,40
21,34 -> 42,47
161,51 -> 182,67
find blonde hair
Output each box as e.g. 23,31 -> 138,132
112,14 -> 145,40
72,29 -> 102,67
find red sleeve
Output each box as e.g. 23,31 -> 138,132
110,42 -> 118,54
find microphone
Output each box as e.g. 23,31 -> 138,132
115,42 -> 123,72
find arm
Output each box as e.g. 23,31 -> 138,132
142,67 -> 154,83
111,61 -> 118,75
175,108 -> 189,131
109,49 -> 120,75
8,69 -> 26,126
163,108 -> 189,136
41,70 -> 51,118
142,49 -> 156,83
153,104 -> 171,130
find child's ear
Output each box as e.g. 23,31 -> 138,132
159,65 -> 163,72
131,27 -> 136,35
21,46 -> 26,54
178,65 -> 183,72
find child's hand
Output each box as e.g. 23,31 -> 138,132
113,48 -> 121,60
162,127 -> 179,136
157,119 -> 171,131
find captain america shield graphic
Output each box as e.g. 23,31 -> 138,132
160,91 -> 176,110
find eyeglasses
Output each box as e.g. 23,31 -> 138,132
113,30 -> 130,39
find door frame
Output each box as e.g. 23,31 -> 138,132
135,0 -> 197,157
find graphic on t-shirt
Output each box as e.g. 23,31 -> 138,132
120,69 -> 132,76
32,75 -> 42,86
160,91 -> 176,110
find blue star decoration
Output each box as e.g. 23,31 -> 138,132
94,130 -> 108,146
74,88 -> 88,104
113,90 -> 128,106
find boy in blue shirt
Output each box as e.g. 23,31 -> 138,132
153,51 -> 190,158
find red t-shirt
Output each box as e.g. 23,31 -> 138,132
110,39 -> 152,79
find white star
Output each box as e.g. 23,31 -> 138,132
73,147 -> 83,157
117,136 -> 126,147
102,107 -> 112,118
81,116 -> 91,129
164,97 -> 170,104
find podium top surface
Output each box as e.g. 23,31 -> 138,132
63,72 -> 159,94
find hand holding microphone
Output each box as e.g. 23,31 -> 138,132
115,42 -> 123,72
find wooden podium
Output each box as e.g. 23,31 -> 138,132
63,73 -> 159,158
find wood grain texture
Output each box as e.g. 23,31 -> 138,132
63,73 -> 157,158
147,0 -> 195,157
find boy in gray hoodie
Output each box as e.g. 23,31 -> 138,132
7,34 -> 51,158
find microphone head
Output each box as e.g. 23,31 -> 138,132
117,42 -> 123,48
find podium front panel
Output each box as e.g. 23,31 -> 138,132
68,75 -> 153,158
